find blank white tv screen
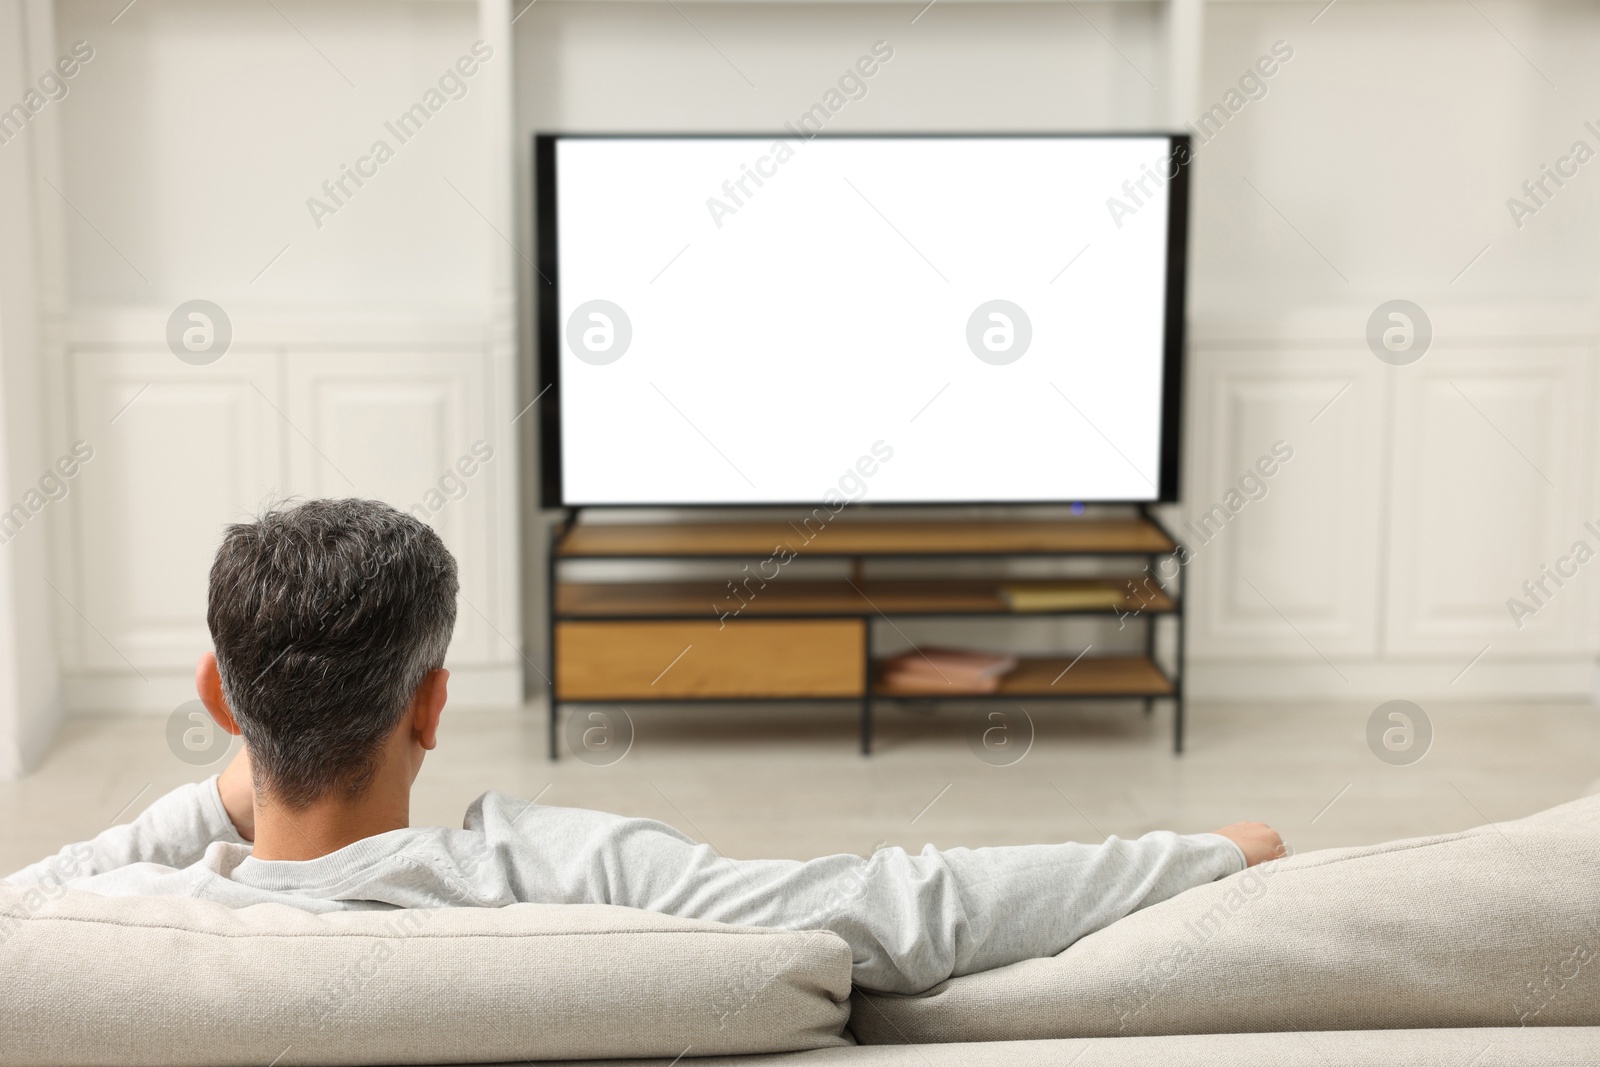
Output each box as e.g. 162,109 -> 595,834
541,135 -> 1184,506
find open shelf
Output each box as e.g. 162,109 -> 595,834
874,655 -> 1174,699
547,512 -> 1188,757
555,579 -> 1175,619
557,517 -> 1176,558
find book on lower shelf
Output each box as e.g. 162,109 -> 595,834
996,581 -> 1130,612
877,646 -> 1018,694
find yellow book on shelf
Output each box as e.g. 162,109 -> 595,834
997,582 -> 1129,612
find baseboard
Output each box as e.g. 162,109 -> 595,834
62,665 -> 526,714
1188,657 -> 1600,702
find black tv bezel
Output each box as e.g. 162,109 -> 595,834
536,131 -> 1189,510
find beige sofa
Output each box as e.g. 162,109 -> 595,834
4,794 -> 1598,1067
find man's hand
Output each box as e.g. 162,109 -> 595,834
216,745 -> 255,843
1211,821 -> 1285,867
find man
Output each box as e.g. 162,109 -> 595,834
5,499 -> 1284,995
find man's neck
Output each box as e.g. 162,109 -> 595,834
248,780 -> 411,861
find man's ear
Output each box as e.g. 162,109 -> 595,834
414,668 -> 449,751
196,652 -> 242,736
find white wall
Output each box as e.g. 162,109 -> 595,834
0,0 -> 67,776
1183,0 -> 1599,698
1193,0 -> 1600,312
54,0 -> 495,311
12,0 -> 523,744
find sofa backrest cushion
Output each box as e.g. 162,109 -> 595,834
851,793 -> 1600,1044
0,891 -> 852,1065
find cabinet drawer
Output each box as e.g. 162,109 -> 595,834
555,619 -> 865,700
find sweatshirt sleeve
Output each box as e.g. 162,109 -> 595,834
3,776 -> 245,888
479,796 -> 1244,995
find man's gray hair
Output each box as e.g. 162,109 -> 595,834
207,498 -> 459,808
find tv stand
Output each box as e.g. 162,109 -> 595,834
545,510 -> 1186,758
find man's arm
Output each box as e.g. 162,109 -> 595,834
482,796 -> 1281,995
4,749 -> 252,887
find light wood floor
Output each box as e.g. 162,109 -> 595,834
4,699 -> 1598,875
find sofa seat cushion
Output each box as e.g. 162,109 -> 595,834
851,794 -> 1600,1044
0,891 -> 852,1066
536,1027 -> 1600,1067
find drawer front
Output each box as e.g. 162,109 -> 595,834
555,619 -> 865,700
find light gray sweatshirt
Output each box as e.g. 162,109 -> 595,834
5,777 -> 1244,994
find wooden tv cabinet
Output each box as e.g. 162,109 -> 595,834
546,512 -> 1186,757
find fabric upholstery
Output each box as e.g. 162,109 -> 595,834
0,892 -> 852,1065
539,1027 -> 1600,1067
851,794 -> 1600,1045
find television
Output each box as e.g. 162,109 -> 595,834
536,133 -> 1188,508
